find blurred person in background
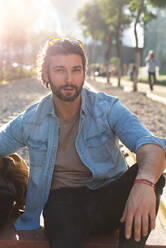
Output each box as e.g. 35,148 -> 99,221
145,50 -> 160,91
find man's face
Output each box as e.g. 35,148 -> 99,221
47,54 -> 85,102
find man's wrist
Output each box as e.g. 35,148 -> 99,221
134,179 -> 155,189
136,172 -> 156,183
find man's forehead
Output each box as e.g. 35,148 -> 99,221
49,54 -> 83,67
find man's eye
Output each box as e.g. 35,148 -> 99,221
73,68 -> 81,72
55,68 -> 63,72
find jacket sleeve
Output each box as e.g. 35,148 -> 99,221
108,99 -> 166,153
0,113 -> 26,156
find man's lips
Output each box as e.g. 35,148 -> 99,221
62,86 -> 76,91
61,87 -> 76,95
63,87 -> 75,89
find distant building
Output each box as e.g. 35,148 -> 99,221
143,8 -> 166,73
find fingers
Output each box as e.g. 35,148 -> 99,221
120,203 -> 156,242
149,207 -> 156,230
134,214 -> 141,241
123,212 -> 143,242
142,213 -> 149,237
120,204 -> 127,223
120,185 -> 156,242
142,208 -> 156,237
120,205 -> 134,240
122,212 -> 156,242
125,213 -> 134,240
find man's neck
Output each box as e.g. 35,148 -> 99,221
53,95 -> 81,121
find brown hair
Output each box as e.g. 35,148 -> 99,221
37,39 -> 87,88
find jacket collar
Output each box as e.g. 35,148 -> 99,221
37,88 -> 89,122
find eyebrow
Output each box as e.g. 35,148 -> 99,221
52,66 -> 64,69
72,65 -> 83,69
52,65 -> 83,69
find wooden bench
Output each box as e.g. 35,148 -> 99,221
0,215 -> 166,248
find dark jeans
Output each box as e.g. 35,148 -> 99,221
43,164 -> 165,248
148,72 -> 156,91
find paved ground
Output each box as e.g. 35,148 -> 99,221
93,76 -> 166,105
86,77 -> 166,138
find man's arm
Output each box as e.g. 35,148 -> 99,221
120,144 -> 166,242
136,144 -> 165,182
0,113 -> 25,156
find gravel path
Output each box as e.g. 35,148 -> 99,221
0,78 -> 49,127
0,77 -> 166,163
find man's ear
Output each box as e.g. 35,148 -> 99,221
42,66 -> 50,88
42,67 -> 49,83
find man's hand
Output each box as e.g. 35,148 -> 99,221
120,183 -> 156,242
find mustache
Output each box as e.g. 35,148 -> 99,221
60,85 -> 78,89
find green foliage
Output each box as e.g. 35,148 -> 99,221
110,57 -> 118,66
98,0 -> 131,34
129,0 -> 166,27
77,1 -> 110,42
129,0 -> 144,13
77,0 -> 166,76
143,9 -> 156,25
129,0 -> 149,25
0,66 -> 37,82
148,0 -> 166,7
77,0 -> 131,42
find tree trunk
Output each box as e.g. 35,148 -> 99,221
133,0 -> 144,92
133,21 -> 139,92
104,32 -> 113,84
116,39 -> 121,87
134,47 -> 141,91
115,2 -> 123,87
18,46 -> 25,79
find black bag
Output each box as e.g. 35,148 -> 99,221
0,157 -> 17,228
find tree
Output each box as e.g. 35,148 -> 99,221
149,0 -> 166,7
77,0 -> 131,85
98,0 -> 131,86
77,1 -> 114,83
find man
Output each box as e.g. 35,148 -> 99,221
145,50 -> 160,91
0,38 -> 165,248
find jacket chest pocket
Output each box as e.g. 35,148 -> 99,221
84,131 -> 114,163
85,132 -> 110,148
27,139 -> 48,167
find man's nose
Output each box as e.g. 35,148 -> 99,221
65,71 -> 72,83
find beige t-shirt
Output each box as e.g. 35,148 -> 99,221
51,113 -> 92,190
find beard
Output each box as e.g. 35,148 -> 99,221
49,78 -> 84,102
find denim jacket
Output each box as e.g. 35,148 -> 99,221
0,88 -> 165,230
